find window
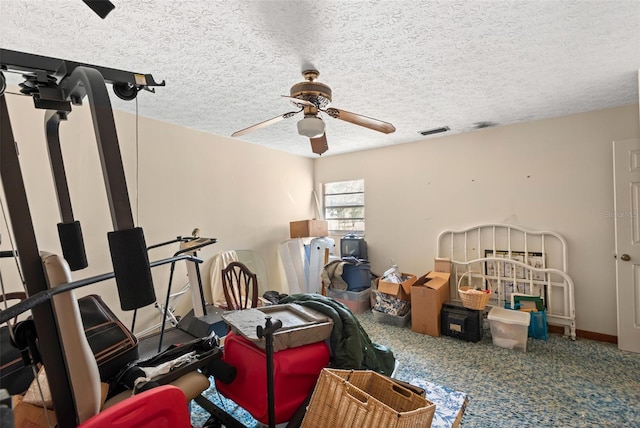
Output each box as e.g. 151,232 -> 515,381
323,179 -> 365,235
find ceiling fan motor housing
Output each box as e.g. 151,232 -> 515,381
290,71 -> 332,109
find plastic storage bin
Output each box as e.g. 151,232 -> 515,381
327,287 -> 371,314
372,309 -> 411,327
488,307 -> 530,352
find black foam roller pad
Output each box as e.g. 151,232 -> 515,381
207,359 -> 237,385
108,227 -> 156,310
57,221 -> 88,271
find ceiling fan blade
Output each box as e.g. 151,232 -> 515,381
281,95 -> 315,107
324,107 -> 396,134
232,109 -> 301,137
310,133 -> 328,155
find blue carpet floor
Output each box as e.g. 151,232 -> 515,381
192,311 -> 640,427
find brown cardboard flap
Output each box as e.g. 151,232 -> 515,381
377,273 -> 416,301
424,271 -> 450,289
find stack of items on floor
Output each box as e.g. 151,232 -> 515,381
322,235 -> 372,314
216,304 -> 333,425
487,294 -> 547,352
371,265 -> 416,327
371,259 -> 455,329
217,297 -> 399,425
410,259 -> 454,337
438,267 -> 486,342
507,294 -> 548,341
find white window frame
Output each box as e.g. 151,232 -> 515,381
322,179 -> 365,235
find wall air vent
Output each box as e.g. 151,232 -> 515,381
419,126 -> 450,136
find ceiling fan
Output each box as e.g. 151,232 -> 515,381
231,70 -> 396,155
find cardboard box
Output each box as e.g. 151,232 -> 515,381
377,273 -> 416,301
434,257 -> 451,273
14,368 -> 109,427
289,220 -> 328,238
410,271 -> 451,336
13,381 -> 109,428
12,394 -> 57,428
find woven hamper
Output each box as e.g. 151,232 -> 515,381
301,369 -> 435,428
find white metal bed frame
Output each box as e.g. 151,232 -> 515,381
436,224 -> 576,339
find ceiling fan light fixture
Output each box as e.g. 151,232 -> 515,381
297,115 -> 325,138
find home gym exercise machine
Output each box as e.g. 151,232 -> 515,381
0,49 -> 254,428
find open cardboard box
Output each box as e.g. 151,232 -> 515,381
12,381 -> 109,428
377,273 -> 416,301
12,394 -> 58,428
411,271 -> 451,336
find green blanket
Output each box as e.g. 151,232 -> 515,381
280,293 -> 396,376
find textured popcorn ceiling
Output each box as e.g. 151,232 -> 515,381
1,0 -> 638,157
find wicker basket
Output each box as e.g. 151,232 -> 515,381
301,368 -> 435,428
457,271 -> 491,310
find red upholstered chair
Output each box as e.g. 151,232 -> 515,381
78,385 -> 191,428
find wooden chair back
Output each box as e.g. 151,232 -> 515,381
221,261 -> 259,310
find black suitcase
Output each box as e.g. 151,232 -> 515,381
0,293 -> 139,394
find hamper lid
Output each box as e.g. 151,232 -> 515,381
487,306 -> 530,326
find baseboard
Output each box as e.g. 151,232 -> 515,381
548,325 -> 618,344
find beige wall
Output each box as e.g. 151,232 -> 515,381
3,88 -> 639,336
1,92 -> 315,331
315,103 -> 640,336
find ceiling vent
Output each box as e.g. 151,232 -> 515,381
419,126 -> 450,136
474,121 -> 497,129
